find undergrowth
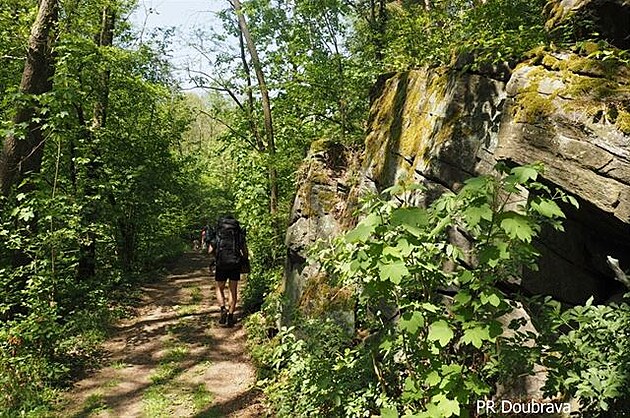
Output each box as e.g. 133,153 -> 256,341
246,163 -> 630,417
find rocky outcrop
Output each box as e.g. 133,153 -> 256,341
493,49 -> 630,303
284,5 -> 630,310
285,52 -> 630,311
282,140 -> 355,323
361,66 -> 508,198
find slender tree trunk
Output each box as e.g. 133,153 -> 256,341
0,0 -> 59,196
368,0 -> 387,63
237,25 -> 264,152
230,0 -> 278,215
77,6 -> 115,280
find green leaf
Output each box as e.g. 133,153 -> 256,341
399,311 -> 424,334
394,237 -> 414,257
18,207 -> 35,222
382,245 -> 402,258
500,213 -> 533,242
461,326 -> 490,349
380,407 -> 399,418
425,370 -> 441,387
345,213 -> 382,243
462,176 -> 489,192
531,198 -> 565,219
427,320 -> 454,347
511,165 -> 539,183
480,292 -> 501,307
432,394 -> 460,417
378,260 -> 409,284
422,302 -> 440,313
459,270 -> 474,284
391,207 -> 428,228
453,290 -> 472,305
463,203 -> 493,227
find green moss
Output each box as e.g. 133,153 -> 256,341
525,45 -> 548,65
365,68 -> 452,184
578,41 -> 600,56
299,274 -> 355,317
616,110 -> 630,135
562,75 -> 618,99
541,54 -> 563,70
318,189 -> 338,211
309,138 -> 334,154
514,87 -> 555,124
565,54 -> 608,76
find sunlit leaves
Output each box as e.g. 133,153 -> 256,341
378,260 -> 409,284
345,213 -> 380,243
391,207 -> 428,230
511,165 -> 539,183
399,311 -> 424,334
289,163 -> 577,416
427,320 -> 454,347
500,212 -> 534,242
461,325 -> 491,349
530,197 -> 565,218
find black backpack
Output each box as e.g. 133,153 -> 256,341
214,217 -> 243,269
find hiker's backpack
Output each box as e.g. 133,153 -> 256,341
214,217 -> 243,269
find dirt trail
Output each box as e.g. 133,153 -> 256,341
57,252 -> 266,418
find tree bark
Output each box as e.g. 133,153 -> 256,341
237,24 -> 265,152
230,0 -> 278,215
0,0 -> 59,196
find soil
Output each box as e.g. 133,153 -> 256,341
56,252 -> 267,418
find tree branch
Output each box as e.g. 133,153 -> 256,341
196,109 -> 258,149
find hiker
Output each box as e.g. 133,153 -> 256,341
191,230 -> 200,251
200,226 -> 208,251
203,223 -> 214,253
208,215 -> 249,327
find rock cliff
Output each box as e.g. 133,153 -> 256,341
284,2 -> 630,313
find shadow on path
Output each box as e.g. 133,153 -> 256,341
58,251 -> 267,418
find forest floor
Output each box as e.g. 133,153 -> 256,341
54,252 -> 267,418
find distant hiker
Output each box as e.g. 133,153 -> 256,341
204,224 -> 215,253
200,225 -> 209,251
208,215 -> 249,327
191,230 -> 200,251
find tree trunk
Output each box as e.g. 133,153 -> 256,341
0,0 -> 59,196
77,6 -> 115,280
237,24 -> 264,152
230,0 -> 278,215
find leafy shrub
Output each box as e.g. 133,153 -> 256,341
539,296 -> 630,415
253,163 -> 579,416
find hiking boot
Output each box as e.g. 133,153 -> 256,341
219,307 -> 227,325
227,313 -> 235,327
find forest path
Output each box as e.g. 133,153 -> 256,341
56,252 -> 265,418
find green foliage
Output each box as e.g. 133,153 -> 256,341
253,163 -> 578,416
0,1 -> 205,414
538,296 -> 630,415
351,0 -> 549,71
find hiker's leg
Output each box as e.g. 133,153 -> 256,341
228,279 -> 238,314
216,280 -> 227,309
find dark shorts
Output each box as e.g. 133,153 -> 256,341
215,267 -> 240,282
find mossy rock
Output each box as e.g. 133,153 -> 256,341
616,109 -> 630,134
298,273 -> 355,317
